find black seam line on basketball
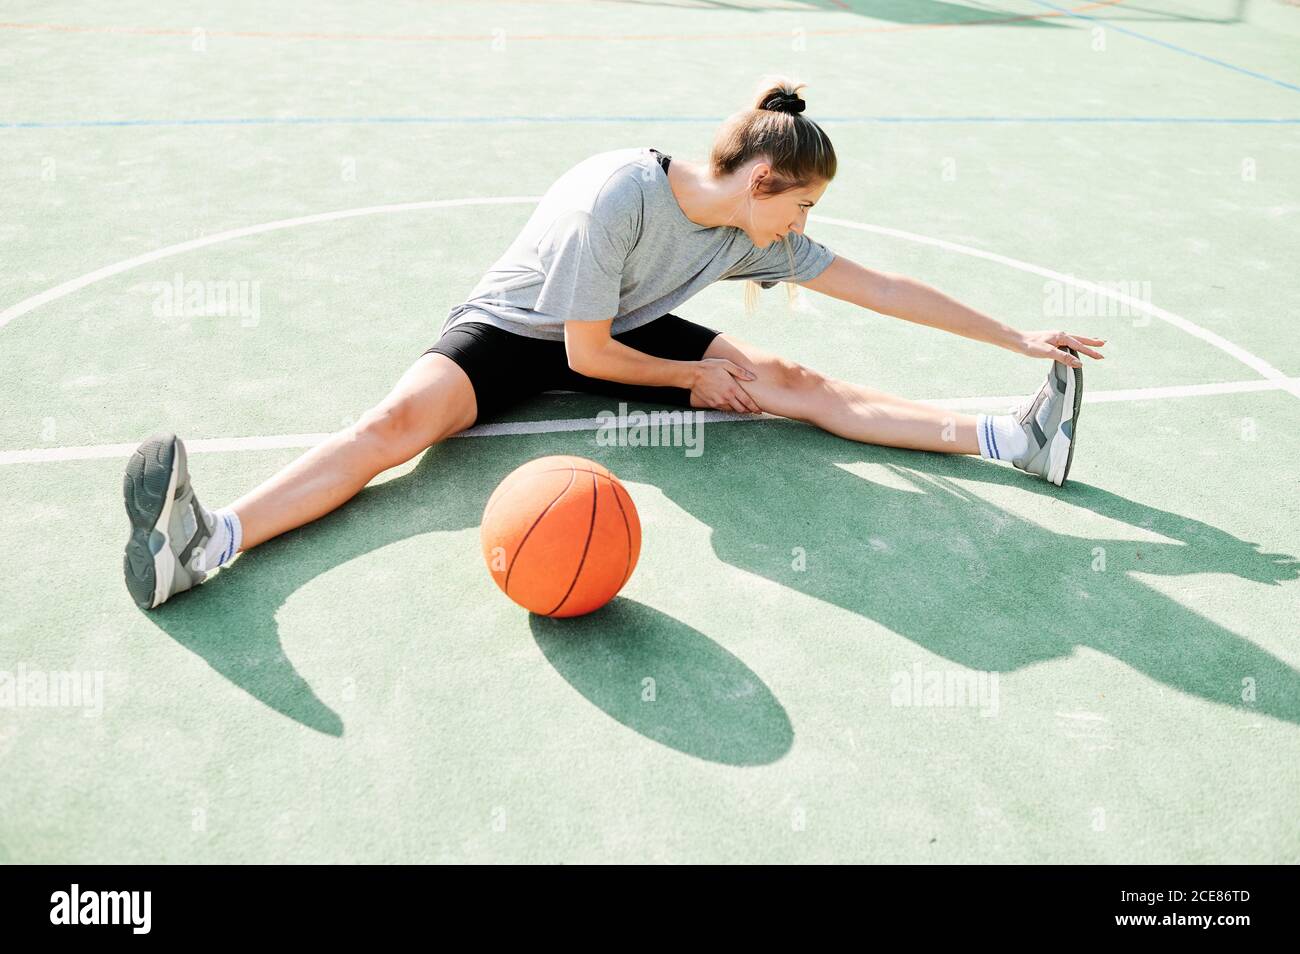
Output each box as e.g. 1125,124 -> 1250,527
488,466 -> 607,502
487,467 -> 616,525
547,470 -> 599,617
609,480 -> 633,591
482,465 -> 607,524
504,467 -> 577,596
504,466 -> 607,479
607,477 -> 634,592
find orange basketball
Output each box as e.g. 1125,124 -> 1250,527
480,455 -> 642,618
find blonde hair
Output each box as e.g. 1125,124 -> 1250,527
710,75 -> 837,316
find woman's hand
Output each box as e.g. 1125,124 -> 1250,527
690,357 -> 762,414
1013,330 -> 1107,368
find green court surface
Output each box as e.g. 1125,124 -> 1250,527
2,1 -> 1298,864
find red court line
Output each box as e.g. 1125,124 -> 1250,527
0,2 -> 1129,44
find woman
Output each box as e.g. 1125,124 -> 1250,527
123,76 -> 1106,611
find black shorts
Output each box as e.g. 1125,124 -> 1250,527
421,314 -> 723,426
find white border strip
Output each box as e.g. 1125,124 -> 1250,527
2,377 -> 1293,466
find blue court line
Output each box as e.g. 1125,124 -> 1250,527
1026,0 -> 1300,93
2,115 -> 1299,130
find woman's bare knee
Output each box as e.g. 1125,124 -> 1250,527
347,355 -> 477,467
742,357 -> 828,422
773,357 -> 824,393
701,333 -> 827,419
350,398 -> 466,465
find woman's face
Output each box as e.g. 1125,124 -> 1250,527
745,174 -> 829,248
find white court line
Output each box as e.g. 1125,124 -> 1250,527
0,197 -> 539,332
2,197 -> 1291,399
2,377 -> 1293,466
1,196 -> 1295,469
814,215 -> 1300,401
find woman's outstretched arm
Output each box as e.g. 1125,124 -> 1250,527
798,255 -> 1106,368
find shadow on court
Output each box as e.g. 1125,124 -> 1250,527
140,406 -> 1300,748
614,0 -> 1252,29
531,601 -> 794,766
142,429 -> 795,762
623,420 -> 1300,726
625,0 -> 1070,28
703,0 -> 1249,26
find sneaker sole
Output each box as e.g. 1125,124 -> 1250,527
1047,351 -> 1084,486
122,434 -> 181,609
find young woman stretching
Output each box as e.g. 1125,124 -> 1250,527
122,76 -> 1106,610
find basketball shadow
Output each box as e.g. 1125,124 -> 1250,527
530,598 -> 793,766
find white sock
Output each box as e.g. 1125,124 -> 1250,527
201,508 -> 243,570
976,413 -> 1028,462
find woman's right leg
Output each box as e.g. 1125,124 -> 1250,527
123,352 -> 480,609
229,352 -> 479,551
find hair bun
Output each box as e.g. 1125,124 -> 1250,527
762,90 -> 806,115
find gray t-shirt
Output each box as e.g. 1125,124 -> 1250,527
441,146 -> 836,342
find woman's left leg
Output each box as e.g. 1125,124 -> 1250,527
699,333 -> 981,455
